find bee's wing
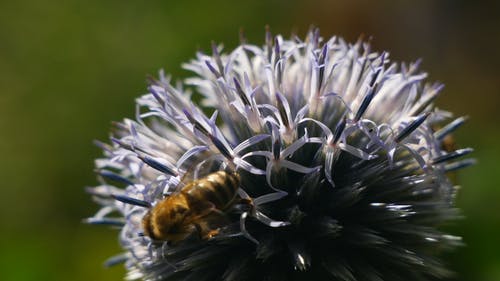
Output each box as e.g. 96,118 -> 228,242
179,153 -> 226,185
187,199 -> 216,216
184,200 -> 228,225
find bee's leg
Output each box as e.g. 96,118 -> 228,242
187,202 -> 227,240
192,220 -> 220,240
202,210 -> 230,240
193,222 -> 206,240
205,228 -> 220,239
208,207 -> 227,217
180,201 -> 213,241
238,198 -> 253,205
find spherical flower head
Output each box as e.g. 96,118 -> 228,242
87,28 -> 474,281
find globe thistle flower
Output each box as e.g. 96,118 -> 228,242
86,28 -> 474,281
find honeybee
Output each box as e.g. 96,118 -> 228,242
142,170 -> 241,243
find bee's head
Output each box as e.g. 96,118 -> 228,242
141,210 -> 155,239
142,198 -> 194,242
160,207 -> 196,244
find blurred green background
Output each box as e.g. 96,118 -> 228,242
0,0 -> 498,280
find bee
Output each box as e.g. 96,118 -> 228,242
142,170 -> 241,243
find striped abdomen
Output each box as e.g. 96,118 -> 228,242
181,171 -> 240,211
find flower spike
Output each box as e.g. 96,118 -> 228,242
87,29 -> 473,281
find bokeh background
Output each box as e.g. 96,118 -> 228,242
1,0 -> 498,280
